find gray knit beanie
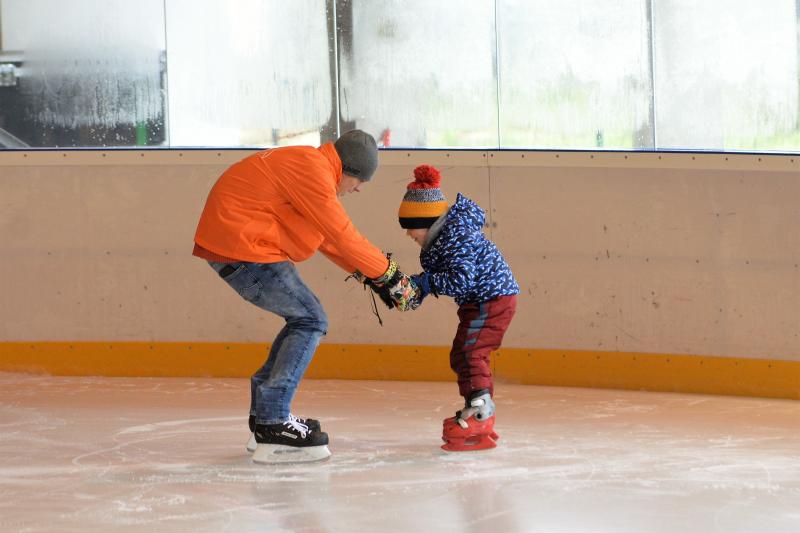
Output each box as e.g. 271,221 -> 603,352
334,129 -> 379,181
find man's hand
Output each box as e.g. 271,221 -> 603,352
354,257 -> 421,312
384,270 -> 419,312
364,277 -> 395,309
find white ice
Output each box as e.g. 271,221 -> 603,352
1,373 -> 799,532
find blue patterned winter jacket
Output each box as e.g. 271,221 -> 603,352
419,193 -> 519,306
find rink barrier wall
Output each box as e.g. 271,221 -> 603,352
1,342 -> 798,400
1,149 -> 798,400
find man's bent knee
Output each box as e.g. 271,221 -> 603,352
288,309 -> 328,334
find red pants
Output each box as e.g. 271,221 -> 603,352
450,295 -> 517,399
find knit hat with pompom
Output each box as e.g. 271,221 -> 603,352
398,165 -> 448,229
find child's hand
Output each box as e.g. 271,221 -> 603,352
411,272 -> 435,302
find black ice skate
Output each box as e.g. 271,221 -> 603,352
247,414 -> 322,453
251,419 -> 331,464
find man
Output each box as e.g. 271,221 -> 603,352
193,130 -> 417,464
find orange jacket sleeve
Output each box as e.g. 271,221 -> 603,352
318,239 -> 358,274
267,150 -> 389,279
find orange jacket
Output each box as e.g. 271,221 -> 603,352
194,143 -> 389,279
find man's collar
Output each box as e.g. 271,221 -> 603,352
318,142 -> 343,185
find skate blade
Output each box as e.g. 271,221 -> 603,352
441,437 -> 497,452
252,443 -> 331,464
442,432 -> 499,441
246,433 -> 257,453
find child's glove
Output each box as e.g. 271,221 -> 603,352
410,272 -> 437,303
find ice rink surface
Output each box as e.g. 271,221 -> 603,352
1,372 -> 799,533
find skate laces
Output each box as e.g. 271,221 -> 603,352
289,413 -> 307,425
284,417 -> 309,438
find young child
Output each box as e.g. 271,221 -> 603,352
399,165 -> 520,452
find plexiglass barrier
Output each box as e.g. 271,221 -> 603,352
0,0 -> 798,151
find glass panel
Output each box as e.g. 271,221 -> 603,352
497,0 -> 653,149
164,0 -> 333,147
337,0 -> 498,148
2,1 -> 799,153
654,0 -> 799,151
0,0 -> 166,147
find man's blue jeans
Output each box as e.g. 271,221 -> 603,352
208,261 -> 328,425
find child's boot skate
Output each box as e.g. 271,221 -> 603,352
441,389 -> 499,452
251,418 -> 330,464
247,414 -> 321,453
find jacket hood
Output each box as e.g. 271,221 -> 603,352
418,192 -> 519,305
446,193 -> 485,232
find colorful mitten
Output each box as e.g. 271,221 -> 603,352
357,257 -> 420,312
385,271 -> 419,311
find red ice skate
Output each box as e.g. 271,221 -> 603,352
441,390 -> 499,452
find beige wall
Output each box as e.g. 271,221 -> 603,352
1,150 -> 798,360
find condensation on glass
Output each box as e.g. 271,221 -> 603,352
0,1 -> 799,152
337,0 -> 498,148
654,0 -> 799,151
497,0 -> 653,149
0,0 -> 166,148
164,0 -> 333,148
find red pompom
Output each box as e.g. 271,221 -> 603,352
408,165 -> 441,189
